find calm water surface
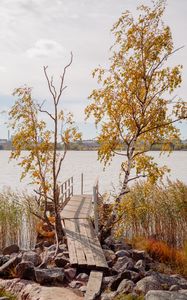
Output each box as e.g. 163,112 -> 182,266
0,151 -> 186,195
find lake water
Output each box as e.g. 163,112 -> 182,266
0,151 -> 186,195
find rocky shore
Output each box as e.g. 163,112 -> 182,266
0,238 -> 187,300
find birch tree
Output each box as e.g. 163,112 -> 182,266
10,54 -> 81,242
86,0 -> 187,203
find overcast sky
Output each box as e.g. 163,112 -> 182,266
0,0 -> 187,139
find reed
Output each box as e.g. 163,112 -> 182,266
0,188 -> 37,250
116,180 -> 187,249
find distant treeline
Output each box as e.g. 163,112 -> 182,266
1,140 -> 187,151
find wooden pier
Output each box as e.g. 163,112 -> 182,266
60,175 -> 108,299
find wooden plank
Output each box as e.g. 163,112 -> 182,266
85,271 -> 103,300
64,219 -> 77,266
61,195 -> 92,219
78,219 -> 95,267
73,219 -> 87,266
85,220 -> 108,270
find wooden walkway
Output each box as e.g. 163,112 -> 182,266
59,176 -> 108,299
61,194 -> 108,270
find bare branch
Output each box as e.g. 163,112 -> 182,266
57,52 -> 73,105
34,189 -> 53,201
127,174 -> 147,182
43,66 -> 56,101
112,150 -> 127,156
50,76 -> 57,99
38,101 -> 55,121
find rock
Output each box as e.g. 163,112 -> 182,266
2,244 -> 19,255
76,273 -> 89,281
101,292 -> 118,300
22,251 -> 42,267
43,240 -> 53,247
103,249 -> 116,262
69,280 -> 83,289
108,260 -> 115,268
47,245 -> 57,252
113,242 -> 132,252
0,278 -> 82,300
59,244 -> 67,252
64,268 -> 77,281
170,274 -> 187,289
115,250 -> 131,258
0,255 -> 22,278
113,256 -> 134,272
104,236 -> 115,248
117,279 -> 135,293
135,259 -> 145,269
35,268 -> 64,285
129,270 -> 142,283
145,290 -> 187,300
135,275 -> 163,294
55,254 -> 69,267
103,276 -> 116,286
169,284 -> 180,291
15,261 -> 35,280
109,271 -> 131,290
0,256 -> 9,267
79,285 -> 87,293
148,272 -> 187,289
132,250 -> 146,261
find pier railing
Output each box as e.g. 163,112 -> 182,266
93,177 -> 99,235
60,176 -> 73,203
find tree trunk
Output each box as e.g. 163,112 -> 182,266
55,211 -> 64,242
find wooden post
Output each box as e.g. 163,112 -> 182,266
93,179 -> 99,235
71,176 -> 73,196
81,173 -> 83,195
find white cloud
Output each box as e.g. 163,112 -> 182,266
26,39 -> 66,58
0,66 -> 6,73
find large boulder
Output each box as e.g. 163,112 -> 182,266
15,261 -> 35,280
135,275 -> 163,294
2,244 -> 19,255
35,268 -> 64,285
145,290 -> 187,300
149,272 -> 187,290
22,251 -> 42,267
0,255 -> 22,278
0,278 -> 82,300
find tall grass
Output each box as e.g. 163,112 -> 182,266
0,189 -> 37,250
116,180 -> 187,249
